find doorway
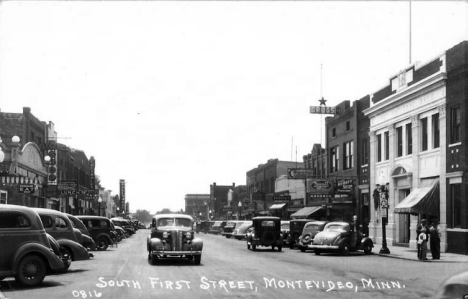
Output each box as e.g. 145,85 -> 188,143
398,189 -> 411,243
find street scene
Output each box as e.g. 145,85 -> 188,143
1,1 -> 468,299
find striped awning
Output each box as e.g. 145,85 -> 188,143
269,203 -> 286,210
395,178 -> 439,216
1,176 -> 41,185
290,206 -> 322,218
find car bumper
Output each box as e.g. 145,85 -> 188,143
151,250 -> 202,256
310,245 -> 339,250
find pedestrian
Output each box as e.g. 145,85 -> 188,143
416,219 -> 429,260
430,220 -> 441,260
418,227 -> 429,261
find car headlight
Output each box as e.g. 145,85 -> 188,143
163,232 -> 169,239
185,232 -> 192,240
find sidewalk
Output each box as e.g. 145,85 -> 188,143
377,244 -> 468,263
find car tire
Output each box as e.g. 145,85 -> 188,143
314,250 -> 321,255
61,247 -> 73,261
193,255 -> 201,265
150,254 -> 158,265
364,244 -> 372,255
252,245 -> 256,251
300,248 -> 306,253
15,255 -> 47,287
97,237 -> 109,251
278,246 -> 282,252
341,243 -> 350,256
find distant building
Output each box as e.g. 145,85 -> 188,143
185,194 -> 210,220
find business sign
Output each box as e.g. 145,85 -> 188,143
287,168 -> 315,179
19,184 -> 36,194
308,179 -> 334,194
273,195 -> 291,203
89,157 -> 95,191
309,106 -> 337,114
120,179 -> 125,211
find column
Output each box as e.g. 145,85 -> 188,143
438,105 -> 448,252
409,115 -> 420,249
368,131 -> 378,242
387,124 -> 396,245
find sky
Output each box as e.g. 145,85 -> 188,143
0,1 -> 467,214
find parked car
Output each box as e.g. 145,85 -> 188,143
232,221 -> 253,240
32,208 -> 93,261
66,214 -> 97,251
147,214 -> 203,265
280,220 -> 290,243
287,219 -> 314,249
310,221 -> 374,256
111,218 -> 135,236
246,216 -> 283,251
77,216 -> 115,251
209,220 -> 227,235
199,220 -> 214,234
0,204 -> 71,287
221,221 -> 241,238
297,221 -> 329,252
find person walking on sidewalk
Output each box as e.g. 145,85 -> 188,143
430,220 -> 441,260
418,227 -> 429,261
417,219 -> 429,260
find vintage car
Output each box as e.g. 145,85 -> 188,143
221,221 -> 241,238
232,221 -> 253,240
199,220 -> 214,234
287,219 -> 314,249
66,214 -> 97,251
77,216 -> 115,251
310,221 -> 374,256
209,220 -> 227,235
297,221 -> 328,252
147,214 -> 203,265
111,217 -> 136,236
280,220 -> 290,243
246,216 -> 283,251
32,208 -> 93,261
0,204 -> 71,287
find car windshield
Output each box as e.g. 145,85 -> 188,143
281,223 -> 290,230
213,221 -> 222,226
226,222 -> 236,227
325,223 -> 348,232
261,221 -> 276,227
157,218 -> 191,228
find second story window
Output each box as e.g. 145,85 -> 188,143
406,123 -> 413,155
362,138 -> 368,165
384,131 -> 389,160
330,146 -> 339,173
421,117 -> 428,151
396,126 -> 403,157
450,107 -> 461,144
332,128 -> 336,138
346,121 -> 350,131
432,113 -> 440,148
377,134 -> 382,162
343,141 -> 353,170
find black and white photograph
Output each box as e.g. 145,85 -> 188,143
0,0 -> 467,298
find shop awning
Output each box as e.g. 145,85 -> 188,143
287,206 -> 302,212
394,178 -> 439,216
269,203 -> 286,210
290,206 -> 322,218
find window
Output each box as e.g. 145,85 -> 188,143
330,146 -> 339,173
332,128 -> 336,137
346,121 -> 350,131
55,217 -> 68,229
40,215 -> 54,228
451,184 -> 461,228
362,138 -> 368,165
396,127 -> 403,157
343,141 -> 354,170
377,134 -> 382,162
421,117 -> 428,151
432,114 -> 440,148
406,123 -> 412,154
451,107 -> 461,143
384,131 -> 389,160
0,212 -> 31,228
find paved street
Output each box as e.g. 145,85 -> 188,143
1,229 -> 467,299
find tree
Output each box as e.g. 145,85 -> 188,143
134,209 -> 153,224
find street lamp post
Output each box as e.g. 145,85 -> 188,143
117,207 -> 120,217
98,196 -> 102,216
238,201 -> 242,221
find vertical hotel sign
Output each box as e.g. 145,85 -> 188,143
89,157 -> 96,197
120,179 -> 125,211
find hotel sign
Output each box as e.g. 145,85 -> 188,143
310,106 -> 337,115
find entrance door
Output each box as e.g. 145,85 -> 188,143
398,189 -> 411,243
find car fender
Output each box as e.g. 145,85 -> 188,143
95,232 -> 112,244
11,243 -> 64,274
82,234 -> 97,251
190,238 -> 203,251
149,237 -> 171,251
360,237 -> 374,248
57,239 -> 90,261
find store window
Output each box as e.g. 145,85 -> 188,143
451,184 -> 461,228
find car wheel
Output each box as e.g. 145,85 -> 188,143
300,248 -> 306,253
247,243 -> 251,250
272,245 -> 275,251
252,245 -> 256,251
150,254 -> 158,265
278,246 -> 282,252
15,255 -> 46,287
61,247 -> 73,261
314,250 -> 321,255
97,237 -> 109,251
289,242 -> 294,249
364,245 -> 372,255
193,255 -> 201,265
341,243 -> 350,256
